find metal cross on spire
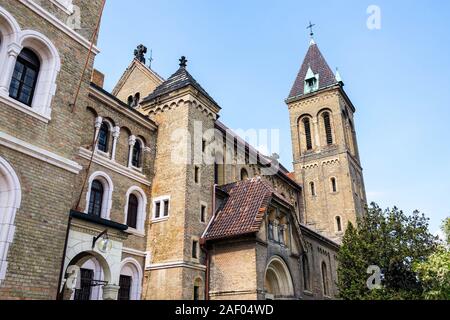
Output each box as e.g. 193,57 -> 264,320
307,21 -> 316,38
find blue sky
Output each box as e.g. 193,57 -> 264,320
94,0 -> 450,234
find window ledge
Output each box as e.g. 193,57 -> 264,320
96,150 -> 111,158
0,93 -> 50,123
131,166 -> 143,173
125,228 -> 146,238
151,217 -> 169,224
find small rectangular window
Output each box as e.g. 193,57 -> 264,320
154,201 -> 161,219
192,240 -> 198,259
194,166 -> 200,184
163,200 -> 169,217
200,205 -> 206,223
202,139 -> 206,153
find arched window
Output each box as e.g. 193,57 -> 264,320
303,118 -> 313,150
9,48 -> 40,106
331,177 -> 337,193
321,262 -> 330,297
323,112 -> 333,145
132,139 -> 142,168
88,180 -> 103,217
125,187 -> 147,232
97,122 -> 109,153
310,182 -> 316,196
127,194 -> 139,229
302,255 -> 311,291
127,95 -> 133,106
336,216 -> 342,232
0,156 -> 22,285
241,168 -> 249,180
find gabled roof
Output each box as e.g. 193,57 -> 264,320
112,58 -> 164,98
288,42 -> 338,100
204,177 -> 291,241
142,64 -> 220,107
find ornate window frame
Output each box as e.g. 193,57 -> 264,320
0,156 -> 22,285
0,6 -> 61,123
84,171 -> 114,220
123,186 -> 148,235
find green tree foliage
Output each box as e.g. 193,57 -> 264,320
413,218 -> 450,300
337,203 -> 438,300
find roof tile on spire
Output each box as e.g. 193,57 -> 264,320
288,43 -> 338,100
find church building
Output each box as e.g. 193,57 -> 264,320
0,1 -> 366,300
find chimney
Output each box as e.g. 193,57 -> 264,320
91,69 -> 105,88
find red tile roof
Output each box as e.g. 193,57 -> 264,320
204,177 -> 290,241
288,43 -> 337,100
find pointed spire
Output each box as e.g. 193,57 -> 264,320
288,41 -> 338,99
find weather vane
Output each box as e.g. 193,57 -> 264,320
307,21 -> 316,38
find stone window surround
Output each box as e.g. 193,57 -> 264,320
84,171 -> 113,220
128,135 -> 145,172
152,195 -> 170,222
330,176 -> 338,193
123,186 -> 147,236
49,0 -> 74,15
120,257 -> 143,301
0,6 -> 61,122
191,236 -> 200,262
0,156 -> 22,285
200,201 -> 208,224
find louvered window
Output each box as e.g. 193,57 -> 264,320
323,112 -> 333,145
303,118 -> 313,150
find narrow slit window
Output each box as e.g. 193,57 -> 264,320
310,182 -> 316,197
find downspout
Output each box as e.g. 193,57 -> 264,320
200,184 -> 218,301
56,213 -> 72,300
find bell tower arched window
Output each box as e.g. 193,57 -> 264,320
97,123 -> 109,153
323,112 -> 333,145
303,118 -> 313,150
9,48 -> 40,106
88,180 -> 104,217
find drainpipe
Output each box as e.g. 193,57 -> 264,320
56,213 -> 73,300
200,184 -> 218,301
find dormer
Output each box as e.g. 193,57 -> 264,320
304,67 -> 319,94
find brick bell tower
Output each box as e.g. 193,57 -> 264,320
286,36 -> 367,243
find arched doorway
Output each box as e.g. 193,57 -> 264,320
69,257 -> 104,301
63,250 -> 113,300
0,156 -> 21,285
264,256 -> 295,300
118,258 -> 143,300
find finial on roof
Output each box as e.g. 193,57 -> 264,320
179,56 -> 188,68
134,44 -> 147,64
307,21 -> 316,44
